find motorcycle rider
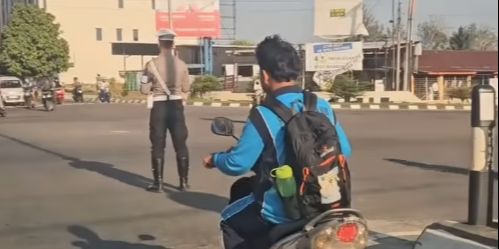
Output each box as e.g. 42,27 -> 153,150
97,76 -> 110,103
40,77 -> 55,92
73,77 -> 83,101
203,35 -> 352,249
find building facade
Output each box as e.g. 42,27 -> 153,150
30,0 -> 204,84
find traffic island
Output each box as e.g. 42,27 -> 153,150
78,97 -> 472,111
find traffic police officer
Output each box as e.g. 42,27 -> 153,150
141,29 -> 191,192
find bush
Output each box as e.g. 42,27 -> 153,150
447,87 -> 471,102
191,75 -> 222,98
327,75 -> 365,102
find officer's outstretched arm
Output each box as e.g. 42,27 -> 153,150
180,64 -> 191,95
213,120 -> 264,176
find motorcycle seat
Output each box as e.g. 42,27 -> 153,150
269,219 -> 308,243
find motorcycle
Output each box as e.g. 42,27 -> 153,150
99,89 -> 111,103
23,86 -> 34,109
55,88 -> 65,105
73,86 -> 84,103
210,117 -> 369,249
41,89 -> 55,111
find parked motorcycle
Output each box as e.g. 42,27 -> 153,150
210,117 -> 369,249
41,89 -> 55,111
73,86 -> 84,103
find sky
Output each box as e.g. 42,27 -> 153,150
227,0 -> 499,44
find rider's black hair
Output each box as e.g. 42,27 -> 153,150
255,35 -> 302,83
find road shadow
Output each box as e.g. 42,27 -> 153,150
200,117 -> 247,124
163,183 -> 229,213
0,133 -> 229,213
69,160 -> 151,189
368,231 -> 416,249
386,158 -> 499,179
386,158 -> 469,175
68,225 -> 170,249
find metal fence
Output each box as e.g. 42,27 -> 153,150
414,76 -> 438,100
414,75 -> 478,101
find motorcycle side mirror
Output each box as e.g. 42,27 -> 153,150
211,117 -> 235,138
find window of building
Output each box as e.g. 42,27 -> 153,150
133,29 -> 139,41
96,28 -> 103,41
116,28 -> 123,41
118,0 -> 124,8
238,65 -> 254,77
151,0 -> 156,10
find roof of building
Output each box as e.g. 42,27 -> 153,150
418,50 -> 498,74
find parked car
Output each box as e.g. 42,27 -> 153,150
0,76 -> 25,105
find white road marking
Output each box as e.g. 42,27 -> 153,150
111,130 -> 131,134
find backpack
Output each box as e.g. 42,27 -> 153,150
259,91 -> 352,220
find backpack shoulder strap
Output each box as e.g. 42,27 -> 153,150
303,91 -> 317,112
261,96 -> 294,123
249,108 -> 274,147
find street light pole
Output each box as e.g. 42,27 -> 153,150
403,0 -> 416,92
168,0 -> 173,29
390,0 -> 396,90
395,0 -> 402,91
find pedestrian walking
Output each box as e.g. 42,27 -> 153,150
140,29 -> 191,192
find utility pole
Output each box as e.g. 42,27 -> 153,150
403,0 -> 416,92
395,0 -> 402,91
168,0 -> 173,29
390,0 -> 396,90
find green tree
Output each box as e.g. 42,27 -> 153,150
327,74 -> 365,102
0,5 -> 71,79
191,75 -> 222,98
450,26 -> 472,50
417,17 -> 449,50
230,40 -> 255,46
450,24 -> 498,51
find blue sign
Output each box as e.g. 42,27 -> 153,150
313,43 -> 353,53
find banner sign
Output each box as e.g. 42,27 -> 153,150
314,0 -> 368,38
156,0 -> 221,38
305,42 -> 364,72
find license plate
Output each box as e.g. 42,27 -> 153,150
7,96 -> 20,100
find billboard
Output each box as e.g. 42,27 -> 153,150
314,0 -> 368,38
156,0 -> 221,38
305,42 -> 363,72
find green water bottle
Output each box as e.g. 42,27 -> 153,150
273,165 -> 301,220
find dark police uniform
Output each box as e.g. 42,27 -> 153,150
141,29 -> 191,192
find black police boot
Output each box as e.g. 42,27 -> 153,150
146,158 -> 164,193
177,156 -> 190,191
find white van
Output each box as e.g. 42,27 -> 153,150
0,76 -> 25,105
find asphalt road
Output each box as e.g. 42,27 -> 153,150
0,104 -> 494,249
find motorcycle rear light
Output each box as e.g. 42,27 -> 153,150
336,223 -> 359,243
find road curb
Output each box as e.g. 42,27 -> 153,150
82,98 -> 472,111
